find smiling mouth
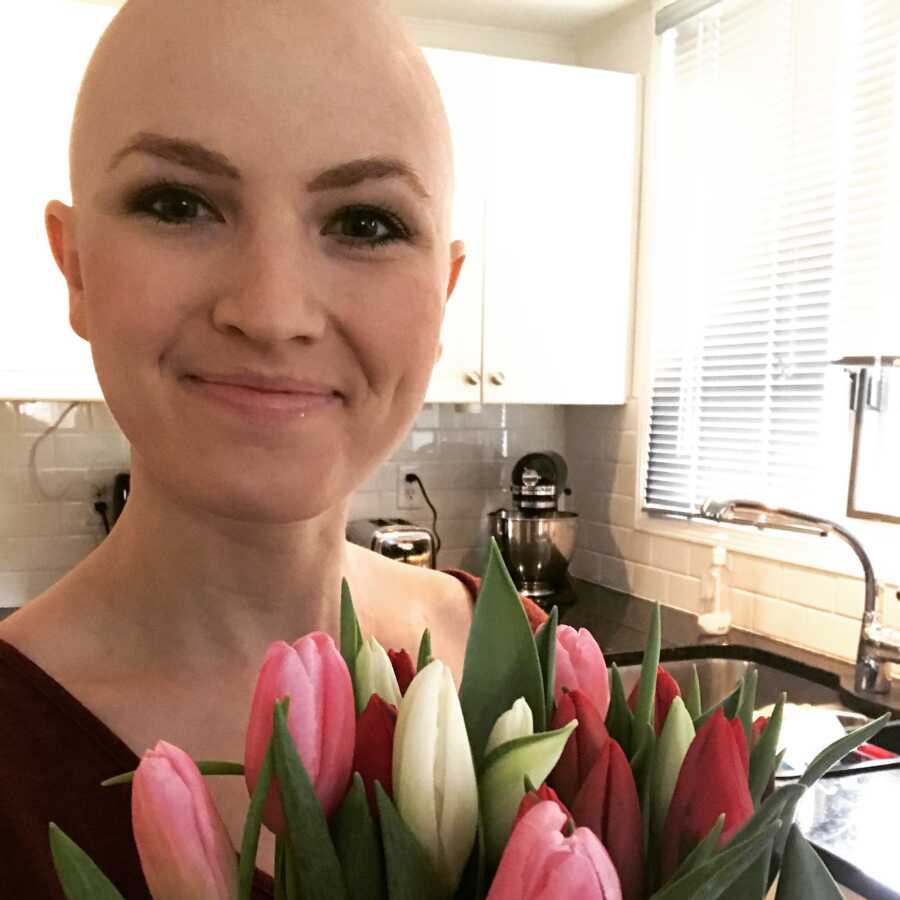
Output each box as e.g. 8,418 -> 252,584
182,375 -> 340,418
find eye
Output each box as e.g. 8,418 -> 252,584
127,182 -> 221,227
324,204 -> 410,250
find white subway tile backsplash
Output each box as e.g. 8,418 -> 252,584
668,572 -> 701,613
651,536 -> 691,575
779,565 -> 836,613
0,400 -> 564,606
633,563 -> 668,604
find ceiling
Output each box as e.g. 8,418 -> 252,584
391,0 -> 638,36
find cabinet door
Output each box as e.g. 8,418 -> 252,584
0,1 -> 114,401
421,48 -> 490,404
481,58 -> 638,404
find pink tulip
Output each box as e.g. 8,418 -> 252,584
487,801 -> 622,900
244,633 -> 355,834
555,626 -> 610,720
132,740 -> 239,900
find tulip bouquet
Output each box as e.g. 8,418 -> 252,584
49,539 -> 888,900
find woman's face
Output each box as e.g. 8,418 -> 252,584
51,0 -> 463,523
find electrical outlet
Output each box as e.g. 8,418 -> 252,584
397,466 -> 424,510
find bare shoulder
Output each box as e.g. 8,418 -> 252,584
346,545 -> 473,679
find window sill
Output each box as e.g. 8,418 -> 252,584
633,504 -> 900,588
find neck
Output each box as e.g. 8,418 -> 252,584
79,470 -> 361,677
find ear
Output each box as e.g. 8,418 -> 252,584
45,200 -> 88,341
446,239 -> 466,300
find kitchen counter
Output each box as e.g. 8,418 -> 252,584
552,576 -> 900,900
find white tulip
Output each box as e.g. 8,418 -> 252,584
484,697 -> 534,757
392,660 -> 479,893
355,635 -> 402,712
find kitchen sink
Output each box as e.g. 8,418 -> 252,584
615,656 -> 850,714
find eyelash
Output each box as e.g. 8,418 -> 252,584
125,180 -> 412,251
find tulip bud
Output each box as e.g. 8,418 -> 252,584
485,697 -> 534,757
627,665 -> 681,735
751,714 -> 769,749
548,688 -> 609,809
355,636 -> 402,711
571,739 -> 643,900
659,708 -> 754,883
480,719 -> 578,868
555,626 -> 610,719
132,740 -> 239,900
388,648 -> 416,695
393,660 -> 478,893
651,696 -> 695,847
514,783 -> 573,833
244,634 -> 355,834
487,801 -> 623,900
352,693 -> 397,818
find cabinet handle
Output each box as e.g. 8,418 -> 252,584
489,371 -> 506,386
463,371 -> 481,386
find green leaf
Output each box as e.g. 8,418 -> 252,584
332,774 -> 386,900
650,826 -> 776,900
416,628 -> 433,672
341,578 -> 363,695
633,603 -> 661,755
736,668 -> 758,750
453,814 -> 486,900
479,721 -> 577,868
101,759 -> 243,787
272,699 -> 348,900
666,814 -> 725,883
48,823 -> 126,900
685,665 -> 702,721
459,539 -> 546,763
694,681 -> 742,730
605,663 -> 633,757
775,825 -> 843,900
239,742 -> 274,900
799,711 -> 891,788
749,693 -> 785,806
630,722 -> 657,858
533,607 -> 559,725
275,836 -> 288,900
375,782 -> 450,900
717,839 -> 772,900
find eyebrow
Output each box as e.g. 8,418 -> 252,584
107,131 -> 431,199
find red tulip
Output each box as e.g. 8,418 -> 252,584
352,693 -> 397,817
659,708 -> 754,883
514,783 -> 573,831
388,649 -> 416,695
487,801 -> 622,900
751,715 -> 769,749
627,665 -> 681,735
244,633 -> 355,834
132,740 -> 239,900
548,688 -> 609,808
571,739 -> 644,900
555,626 -> 610,719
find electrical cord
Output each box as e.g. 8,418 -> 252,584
403,473 -> 441,563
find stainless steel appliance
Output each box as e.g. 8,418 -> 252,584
346,518 -> 436,568
489,451 -> 578,598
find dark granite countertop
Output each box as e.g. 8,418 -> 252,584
547,576 -> 900,900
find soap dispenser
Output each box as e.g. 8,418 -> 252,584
698,541 -> 732,635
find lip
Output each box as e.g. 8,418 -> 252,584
182,374 -> 340,420
190,370 -> 339,395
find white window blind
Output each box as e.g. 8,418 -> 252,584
644,0 -> 900,516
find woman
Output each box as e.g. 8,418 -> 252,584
0,0 -> 544,896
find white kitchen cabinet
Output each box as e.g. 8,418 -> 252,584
1,0 -> 114,401
423,49 -> 639,405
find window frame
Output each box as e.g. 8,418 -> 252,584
631,0 -> 900,584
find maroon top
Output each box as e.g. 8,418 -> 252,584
0,570 -> 546,898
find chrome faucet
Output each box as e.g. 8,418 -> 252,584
700,499 -> 900,694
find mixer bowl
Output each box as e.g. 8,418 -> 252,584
488,511 -> 579,596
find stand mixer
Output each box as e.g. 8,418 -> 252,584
488,451 -> 578,600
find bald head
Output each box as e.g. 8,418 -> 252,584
69,0 -> 454,231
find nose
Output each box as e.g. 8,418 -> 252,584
211,219 -> 328,346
